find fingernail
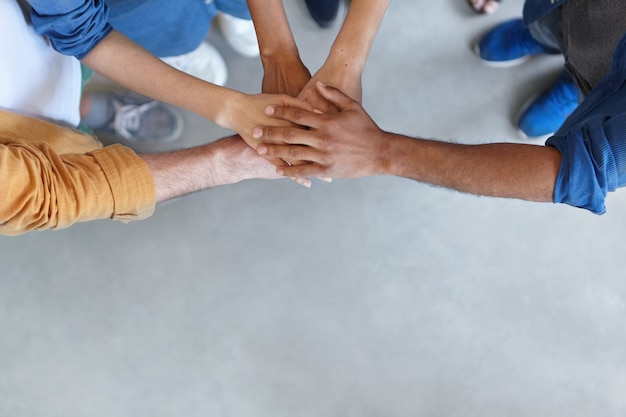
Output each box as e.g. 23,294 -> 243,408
257,145 -> 267,155
252,128 -> 262,138
265,106 -> 275,115
316,81 -> 326,88
320,177 -> 333,183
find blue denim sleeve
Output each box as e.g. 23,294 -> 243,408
546,113 -> 626,214
28,0 -> 112,59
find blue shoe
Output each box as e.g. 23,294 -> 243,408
516,71 -> 579,139
475,18 -> 556,67
305,0 -> 340,28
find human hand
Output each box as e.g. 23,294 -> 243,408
222,91 -> 313,150
297,56 -> 363,113
212,135 -> 283,184
253,82 -> 388,179
261,58 -> 336,185
261,53 -> 312,96
220,92 -> 316,188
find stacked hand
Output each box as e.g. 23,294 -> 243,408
256,52 -> 366,184
254,81 -> 386,179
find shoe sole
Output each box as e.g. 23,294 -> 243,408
472,42 -> 533,68
514,92 -> 555,141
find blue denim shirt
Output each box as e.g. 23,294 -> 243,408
28,0 -> 112,60
546,32 -> 626,214
27,0 -> 250,59
523,0 -> 626,214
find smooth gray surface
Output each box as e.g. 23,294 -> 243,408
2,1 -> 626,416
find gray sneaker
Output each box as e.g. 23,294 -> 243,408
83,92 -> 185,143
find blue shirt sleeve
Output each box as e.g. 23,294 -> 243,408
546,113 -> 626,214
28,0 -> 112,60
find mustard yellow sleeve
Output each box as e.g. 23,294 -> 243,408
0,141 -> 156,236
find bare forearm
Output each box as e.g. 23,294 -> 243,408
81,30 -> 236,126
247,0 -> 299,60
143,136 -> 278,203
384,134 -> 561,202
327,0 -> 390,72
257,83 -> 561,204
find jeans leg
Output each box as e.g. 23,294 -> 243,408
527,7 -> 564,54
212,0 -> 252,20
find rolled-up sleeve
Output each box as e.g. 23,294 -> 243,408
28,0 -> 113,59
0,142 -> 155,236
546,113 -> 626,214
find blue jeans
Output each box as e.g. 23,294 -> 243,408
106,0 -> 251,57
527,6 -> 563,54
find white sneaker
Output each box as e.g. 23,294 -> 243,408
217,13 -> 260,58
161,41 -> 228,86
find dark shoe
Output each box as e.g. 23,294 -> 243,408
305,0 -> 340,28
516,71 -> 580,139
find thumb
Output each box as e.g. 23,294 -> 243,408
315,81 -> 355,112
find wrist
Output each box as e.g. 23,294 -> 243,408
326,44 -> 367,77
260,45 -> 302,69
214,89 -> 245,131
379,133 -> 413,176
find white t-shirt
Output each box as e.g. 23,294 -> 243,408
0,0 -> 82,127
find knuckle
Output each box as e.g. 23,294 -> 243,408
319,135 -> 332,149
288,148 -> 300,159
264,145 -> 276,156
286,129 -> 297,142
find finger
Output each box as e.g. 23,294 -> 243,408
306,95 -> 339,114
253,126 -> 319,146
264,105 -> 323,130
258,144 -> 324,164
289,176 -> 312,188
268,156 -> 289,169
280,95 -> 314,112
298,90 -> 339,114
282,157 -> 315,168
314,81 -> 357,112
277,163 -> 328,179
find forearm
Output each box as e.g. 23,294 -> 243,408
257,83 -> 561,204
326,0 -> 390,73
384,134 -> 561,202
0,142 -> 154,235
81,30 -> 238,127
247,0 -> 300,61
144,136 -> 278,203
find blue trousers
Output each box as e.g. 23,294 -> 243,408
106,0 -> 251,57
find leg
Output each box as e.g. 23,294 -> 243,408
213,0 -> 260,57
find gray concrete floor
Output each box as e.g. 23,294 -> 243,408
2,1 -> 626,416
